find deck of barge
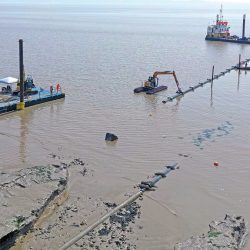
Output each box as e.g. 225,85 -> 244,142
0,90 -> 65,114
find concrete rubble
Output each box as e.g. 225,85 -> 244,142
75,201 -> 141,250
0,164 -> 68,249
175,215 -> 247,250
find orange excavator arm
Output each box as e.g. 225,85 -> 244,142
152,71 -> 173,78
152,71 -> 182,93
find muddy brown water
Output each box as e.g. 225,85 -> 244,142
1,2 -> 250,249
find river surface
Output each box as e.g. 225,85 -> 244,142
1,2 -> 250,249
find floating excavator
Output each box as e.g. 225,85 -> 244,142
134,71 -> 183,95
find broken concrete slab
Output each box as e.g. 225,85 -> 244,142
0,165 -> 68,249
175,215 -> 247,250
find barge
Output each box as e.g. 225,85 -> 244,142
134,86 -> 168,95
0,40 -> 65,115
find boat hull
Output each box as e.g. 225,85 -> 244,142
205,36 -> 250,44
134,86 -> 168,95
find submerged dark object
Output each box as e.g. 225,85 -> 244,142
105,133 -> 118,141
134,86 -> 168,95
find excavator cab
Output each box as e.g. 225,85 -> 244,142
24,75 -> 34,91
144,76 -> 158,88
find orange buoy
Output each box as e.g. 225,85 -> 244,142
214,162 -> 219,167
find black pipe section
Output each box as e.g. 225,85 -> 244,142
242,14 -> 246,39
162,58 -> 250,104
19,39 -> 24,103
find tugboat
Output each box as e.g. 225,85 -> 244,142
205,6 -> 250,44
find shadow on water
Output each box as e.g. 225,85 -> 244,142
172,95 -> 182,112
19,99 -> 65,163
0,99 -> 65,164
142,92 -> 159,112
19,111 -> 29,164
237,70 -> 241,91
210,81 -> 213,108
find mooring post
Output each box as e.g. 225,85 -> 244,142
210,65 -> 214,107
211,65 -> 214,84
242,14 -> 246,39
239,54 -> 241,68
17,39 -> 25,110
237,69 -> 240,91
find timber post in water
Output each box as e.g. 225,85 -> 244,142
211,65 -> 214,107
239,54 -> 241,68
17,39 -> 25,110
242,14 -> 246,39
211,65 -> 214,85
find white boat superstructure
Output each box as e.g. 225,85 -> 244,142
206,5 -> 230,38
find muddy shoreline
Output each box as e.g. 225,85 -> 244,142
0,164 -> 68,249
1,158 -> 248,250
1,157 -> 147,250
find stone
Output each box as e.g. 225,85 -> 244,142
103,202 -> 117,208
98,227 -> 110,236
175,215 -> 247,250
105,133 -> 118,142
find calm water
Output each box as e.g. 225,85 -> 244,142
1,2 -> 250,249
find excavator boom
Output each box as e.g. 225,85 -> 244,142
152,71 -> 172,78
